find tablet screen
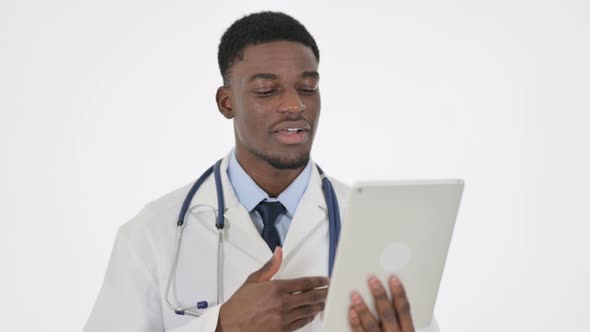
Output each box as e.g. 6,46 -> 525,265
322,180 -> 464,331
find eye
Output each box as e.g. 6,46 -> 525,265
254,89 -> 277,97
298,88 -> 317,96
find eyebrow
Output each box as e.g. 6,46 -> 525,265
302,71 -> 320,79
247,71 -> 320,82
248,73 -> 279,81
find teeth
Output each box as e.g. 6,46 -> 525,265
282,128 -> 303,132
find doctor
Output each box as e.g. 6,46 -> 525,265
85,11 -> 440,332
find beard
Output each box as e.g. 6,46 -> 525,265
247,146 -> 310,170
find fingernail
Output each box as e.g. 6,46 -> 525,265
369,276 -> 379,289
350,308 -> 358,319
351,291 -> 362,305
391,275 -> 401,286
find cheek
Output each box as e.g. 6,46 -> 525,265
306,97 -> 321,126
234,100 -> 273,141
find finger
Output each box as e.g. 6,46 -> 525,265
284,302 -> 324,327
246,247 -> 283,283
368,275 -> 400,332
348,307 -> 365,332
286,315 -> 316,332
279,275 -> 330,293
389,276 -> 415,332
351,291 -> 380,332
285,287 -> 328,310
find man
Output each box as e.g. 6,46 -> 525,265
85,11 -> 438,332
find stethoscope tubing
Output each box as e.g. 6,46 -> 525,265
167,159 -> 340,316
318,165 -> 341,277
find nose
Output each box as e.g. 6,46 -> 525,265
277,88 -> 307,113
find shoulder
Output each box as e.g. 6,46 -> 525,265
119,181 -> 194,242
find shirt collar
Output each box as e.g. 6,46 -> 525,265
226,149 -> 312,217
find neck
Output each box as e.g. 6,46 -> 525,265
235,150 -> 305,198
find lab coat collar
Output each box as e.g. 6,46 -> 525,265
186,152 -> 327,265
187,152 -> 270,264
281,164 -> 328,263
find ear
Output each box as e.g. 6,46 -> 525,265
216,86 -> 234,119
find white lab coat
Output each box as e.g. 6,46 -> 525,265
85,154 -> 440,332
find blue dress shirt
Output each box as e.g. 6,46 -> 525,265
226,150 -> 312,244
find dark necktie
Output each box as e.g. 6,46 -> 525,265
255,201 -> 285,252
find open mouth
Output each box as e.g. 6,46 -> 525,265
275,128 -> 307,134
273,128 -> 309,144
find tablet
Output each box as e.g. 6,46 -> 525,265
322,179 -> 464,331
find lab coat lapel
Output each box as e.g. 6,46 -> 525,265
222,200 -> 273,264
282,164 -> 327,262
188,155 -> 272,264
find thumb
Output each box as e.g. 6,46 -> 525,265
246,247 -> 283,283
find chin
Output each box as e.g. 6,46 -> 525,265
266,155 -> 310,170
253,147 -> 311,170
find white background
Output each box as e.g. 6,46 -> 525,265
1,0 -> 589,331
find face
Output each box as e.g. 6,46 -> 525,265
216,41 -> 321,170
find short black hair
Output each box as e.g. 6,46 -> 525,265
218,11 -> 320,85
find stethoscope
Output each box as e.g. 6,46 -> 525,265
165,159 -> 341,317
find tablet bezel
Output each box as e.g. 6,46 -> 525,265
321,179 -> 464,331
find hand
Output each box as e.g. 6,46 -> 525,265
348,275 -> 415,332
217,247 -> 329,332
